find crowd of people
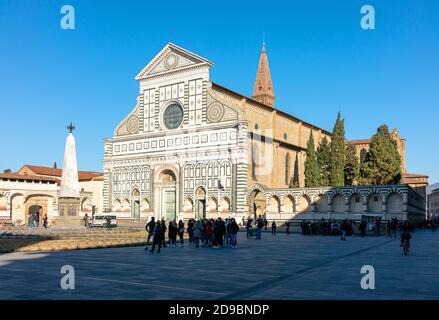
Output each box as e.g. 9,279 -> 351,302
299,218 -> 358,237
145,217 -> 240,254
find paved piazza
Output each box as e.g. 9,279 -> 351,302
0,230 -> 438,300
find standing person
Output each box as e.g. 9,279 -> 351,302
161,219 -> 167,248
246,218 -> 252,238
229,218 -> 239,248
145,217 -> 156,249
359,219 -> 367,238
264,218 -> 268,231
286,222 -> 290,235
217,218 -> 226,247
83,213 -> 89,228
42,215 -> 48,229
386,221 -> 391,238
168,220 -> 177,247
375,218 -> 381,236
341,220 -> 348,241
224,219 -> 230,245
192,220 -> 203,248
271,221 -> 277,236
256,215 -> 264,239
178,219 -> 185,247
149,222 -> 162,254
187,219 -> 194,244
105,216 -> 111,230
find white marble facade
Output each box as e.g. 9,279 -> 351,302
103,43 -> 248,221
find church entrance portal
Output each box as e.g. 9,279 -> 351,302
249,190 -> 266,220
28,205 -> 42,227
195,187 -> 206,220
155,169 -> 177,222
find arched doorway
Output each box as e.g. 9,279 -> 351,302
131,189 -> 140,220
28,205 -> 42,227
156,169 -> 177,222
249,190 -> 266,220
195,187 -> 206,220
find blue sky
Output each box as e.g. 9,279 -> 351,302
0,0 -> 438,183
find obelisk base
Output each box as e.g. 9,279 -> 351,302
57,197 -> 82,226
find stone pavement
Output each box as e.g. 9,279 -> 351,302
0,229 -> 438,300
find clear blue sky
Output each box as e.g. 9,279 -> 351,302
0,0 -> 438,183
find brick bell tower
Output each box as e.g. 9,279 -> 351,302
252,42 -> 275,108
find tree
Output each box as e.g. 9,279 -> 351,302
360,124 -> 402,185
329,112 -> 346,186
317,137 -> 331,186
290,153 -> 300,188
304,131 -> 320,187
344,143 -> 359,186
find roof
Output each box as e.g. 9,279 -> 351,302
347,139 -> 371,145
0,172 -> 59,183
18,165 -> 103,181
211,82 -> 332,136
253,44 -> 275,100
403,172 -> 429,178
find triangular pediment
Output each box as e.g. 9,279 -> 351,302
135,43 -> 213,80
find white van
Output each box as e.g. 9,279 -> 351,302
89,214 -> 118,228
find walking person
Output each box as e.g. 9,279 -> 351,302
286,222 -> 290,235
105,216 -> 111,230
178,219 -> 185,247
271,221 -> 277,236
149,222 -> 163,254
145,217 -> 156,249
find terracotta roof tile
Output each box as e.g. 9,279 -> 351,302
18,165 -> 103,181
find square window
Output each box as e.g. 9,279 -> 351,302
115,145 -> 120,152
122,145 -> 127,152
152,141 -> 157,148
136,143 -> 142,150
144,142 -> 149,149
129,144 -> 134,151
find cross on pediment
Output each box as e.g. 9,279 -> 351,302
67,122 -> 76,133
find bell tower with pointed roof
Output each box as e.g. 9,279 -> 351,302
252,42 -> 275,108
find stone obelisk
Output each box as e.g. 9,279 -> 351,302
57,123 -> 81,226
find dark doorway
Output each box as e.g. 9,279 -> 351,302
28,205 -> 42,228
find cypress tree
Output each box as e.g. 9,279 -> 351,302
304,131 -> 320,187
329,112 -> 346,186
317,136 -> 331,186
360,124 -> 402,185
290,153 -> 300,188
344,143 -> 359,186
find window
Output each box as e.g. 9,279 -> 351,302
163,103 -> 183,129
